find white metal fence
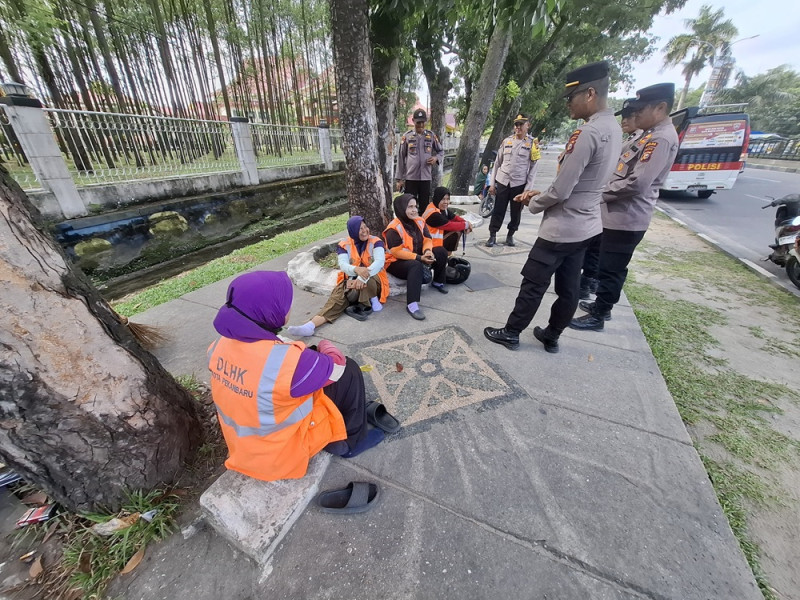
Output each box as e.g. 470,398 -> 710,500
0,105 -> 459,194
44,109 -> 240,186
0,104 -> 39,190
250,123 -> 321,168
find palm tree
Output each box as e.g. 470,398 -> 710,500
662,4 -> 738,110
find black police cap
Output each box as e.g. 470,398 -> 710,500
413,108 -> 427,122
562,61 -> 609,97
614,98 -> 637,117
513,113 -> 529,124
628,83 -> 675,109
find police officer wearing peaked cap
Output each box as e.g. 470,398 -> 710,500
484,60 -> 622,353
579,97 -> 643,300
571,82 -> 679,332
396,108 -> 442,211
485,112 -> 540,248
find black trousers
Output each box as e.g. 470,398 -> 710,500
506,237 -> 590,335
594,228 -> 646,314
489,182 -> 525,234
404,179 -> 432,211
580,233 -> 602,279
323,357 -> 367,451
386,247 -> 448,303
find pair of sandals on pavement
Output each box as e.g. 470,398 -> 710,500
344,303 -> 372,321
316,400 -> 400,514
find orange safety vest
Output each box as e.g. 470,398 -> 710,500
382,216 -> 430,267
335,235 -> 390,303
207,337 -> 346,481
421,204 -> 445,247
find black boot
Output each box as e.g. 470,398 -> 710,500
569,305 -> 609,330
533,326 -> 560,353
505,233 -> 515,247
483,327 -> 519,350
578,300 -> 611,321
485,233 -> 496,247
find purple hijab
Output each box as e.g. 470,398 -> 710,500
347,215 -> 367,255
213,271 -> 293,342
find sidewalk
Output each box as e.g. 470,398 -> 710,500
111,151 -> 760,600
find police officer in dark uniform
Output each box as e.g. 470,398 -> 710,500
570,83 -> 679,331
484,61 -> 622,353
578,98 -> 642,300
396,109 -> 443,211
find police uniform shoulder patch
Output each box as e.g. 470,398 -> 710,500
637,133 -> 653,146
565,129 -> 582,154
640,141 -> 658,162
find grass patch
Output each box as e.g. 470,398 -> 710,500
626,272 -> 796,599
53,489 -> 181,599
113,213 -> 348,317
701,455 -> 778,600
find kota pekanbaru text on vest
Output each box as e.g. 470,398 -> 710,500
212,358 -> 254,397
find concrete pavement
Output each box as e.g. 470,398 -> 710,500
110,151 -> 760,600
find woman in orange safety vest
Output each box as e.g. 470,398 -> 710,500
208,271 -> 384,481
287,216 -> 389,336
422,186 -> 473,254
383,193 -> 448,320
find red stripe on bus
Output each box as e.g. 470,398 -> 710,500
670,162 -> 743,172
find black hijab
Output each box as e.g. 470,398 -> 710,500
392,193 -> 423,251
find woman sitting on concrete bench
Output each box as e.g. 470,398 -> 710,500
207,271 -> 383,481
288,216 -> 388,337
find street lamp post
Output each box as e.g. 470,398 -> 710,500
698,35 -> 759,108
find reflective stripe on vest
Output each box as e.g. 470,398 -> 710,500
421,205 -> 444,242
215,344 -> 313,437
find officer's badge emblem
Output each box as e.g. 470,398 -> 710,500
640,141 -> 658,162
565,129 -> 581,154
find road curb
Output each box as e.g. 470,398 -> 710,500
654,206 -> 800,299
745,162 -> 799,174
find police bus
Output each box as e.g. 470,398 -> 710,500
661,104 -> 750,198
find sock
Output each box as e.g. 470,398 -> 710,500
407,302 -> 419,313
286,321 -> 315,337
341,429 -> 385,459
370,297 -> 382,312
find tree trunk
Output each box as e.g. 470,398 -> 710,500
677,74 -> 692,111
449,23 -> 513,194
202,0 -> 231,118
0,26 -> 23,83
0,167 -> 201,513
371,15 -> 403,212
329,0 -> 390,233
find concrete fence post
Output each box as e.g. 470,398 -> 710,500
230,117 -> 259,186
0,93 -> 86,219
318,118 -> 333,171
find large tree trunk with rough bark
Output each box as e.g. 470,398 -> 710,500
0,167 -> 201,513
329,0 -> 391,233
371,17 -> 402,210
449,24 -> 513,194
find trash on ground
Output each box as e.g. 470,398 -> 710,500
16,504 -> 57,528
0,469 -> 23,487
90,512 -> 140,536
140,509 -> 158,522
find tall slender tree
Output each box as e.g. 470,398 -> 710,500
662,4 -> 737,110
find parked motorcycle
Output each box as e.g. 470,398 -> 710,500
762,194 -> 800,289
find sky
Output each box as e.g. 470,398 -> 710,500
612,0 -> 799,97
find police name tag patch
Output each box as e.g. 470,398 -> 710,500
565,129 -> 581,154
640,141 -> 658,162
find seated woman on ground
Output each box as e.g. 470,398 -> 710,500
473,164 -> 491,199
288,216 -> 388,337
422,186 -> 473,255
208,271 -> 384,482
383,193 -> 448,321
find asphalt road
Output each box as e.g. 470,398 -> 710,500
657,166 -> 800,294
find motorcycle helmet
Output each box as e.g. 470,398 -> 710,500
445,257 -> 471,284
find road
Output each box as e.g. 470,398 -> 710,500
657,166 -> 800,295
